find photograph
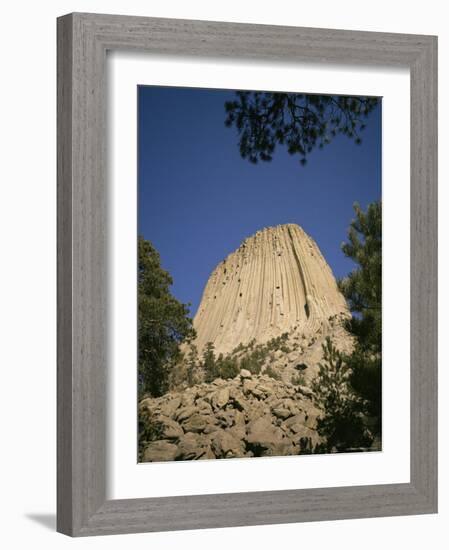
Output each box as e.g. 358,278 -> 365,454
137,85 -> 382,462
0,2 -> 439,543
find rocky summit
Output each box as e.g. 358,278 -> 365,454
139,224 -> 354,461
193,224 -> 349,356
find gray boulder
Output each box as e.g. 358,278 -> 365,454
158,415 -> 184,439
176,432 -> 209,460
181,413 -> 208,433
246,416 -> 285,452
175,406 -> 197,423
142,440 -> 178,462
211,429 -> 245,458
239,369 -> 252,379
159,396 -> 182,417
211,387 -> 230,409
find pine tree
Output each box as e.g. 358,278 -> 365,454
339,201 -> 382,437
311,337 -> 372,452
202,342 -> 217,383
138,236 -> 195,397
224,92 -> 379,166
186,343 -> 200,386
215,353 -> 240,380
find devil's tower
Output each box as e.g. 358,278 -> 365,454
192,224 -> 349,356
139,224 -> 361,462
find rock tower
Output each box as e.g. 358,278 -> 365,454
192,224 -> 349,356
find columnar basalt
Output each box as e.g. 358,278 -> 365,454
192,224 -> 349,356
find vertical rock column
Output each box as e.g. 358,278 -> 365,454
192,224 -> 349,356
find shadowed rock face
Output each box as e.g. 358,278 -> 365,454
193,224 -> 349,356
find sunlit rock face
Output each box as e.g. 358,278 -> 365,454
192,224 -> 349,356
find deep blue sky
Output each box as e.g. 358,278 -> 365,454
138,86 -> 381,316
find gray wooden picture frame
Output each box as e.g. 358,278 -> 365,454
57,12 -> 438,537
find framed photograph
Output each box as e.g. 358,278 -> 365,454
57,13 -> 437,536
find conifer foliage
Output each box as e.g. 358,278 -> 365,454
138,236 -> 195,397
312,338 -> 372,451
224,92 -> 379,166
311,202 -> 382,450
339,201 -> 382,436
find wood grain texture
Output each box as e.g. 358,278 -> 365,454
409,36 -> 438,508
57,13 -> 74,536
57,12 -> 438,537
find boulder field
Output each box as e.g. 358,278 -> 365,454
139,369 -> 323,462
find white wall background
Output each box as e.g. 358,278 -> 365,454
0,1 -> 445,548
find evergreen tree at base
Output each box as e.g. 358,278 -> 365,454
312,337 -> 373,452
339,201 -> 382,439
138,236 -> 195,397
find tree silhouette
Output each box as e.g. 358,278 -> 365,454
339,201 -> 382,437
311,337 -> 372,452
138,236 -> 195,397
224,91 -> 379,165
311,203 -> 382,451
